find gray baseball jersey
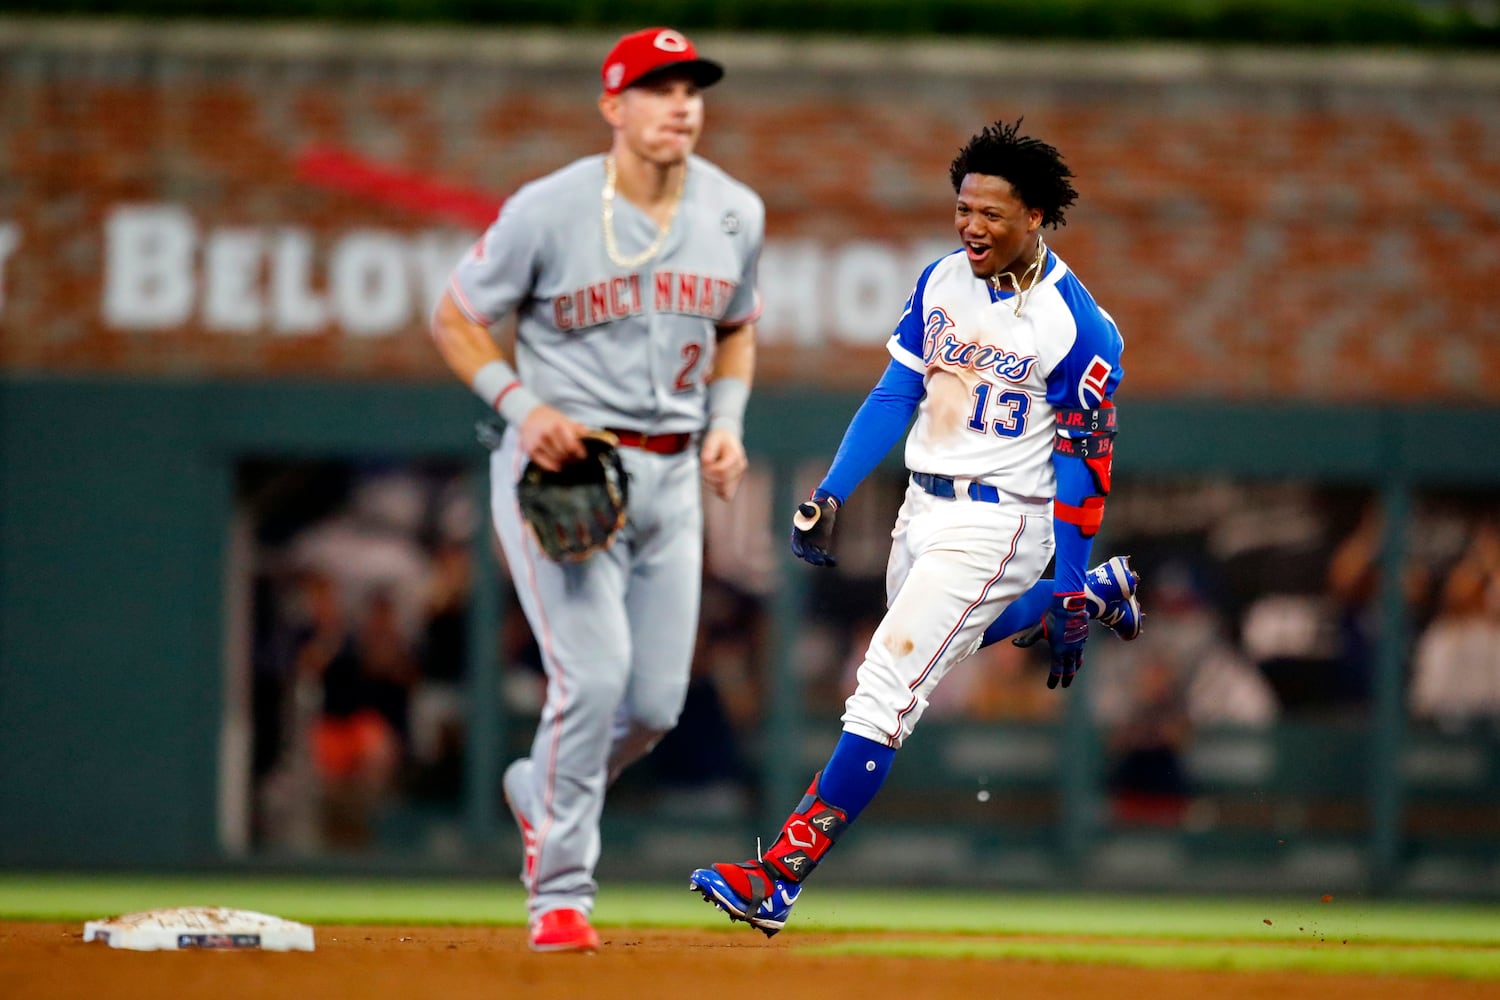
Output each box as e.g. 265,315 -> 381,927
447,152 -> 764,923
449,153 -> 764,434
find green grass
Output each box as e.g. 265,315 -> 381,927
4,873 -> 1499,978
0,874 -> 527,926
763,888 -> 1500,945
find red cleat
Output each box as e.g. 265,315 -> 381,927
529,908 -> 599,953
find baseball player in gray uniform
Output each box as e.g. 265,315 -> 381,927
429,27 -> 764,952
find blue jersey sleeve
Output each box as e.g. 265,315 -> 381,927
887,256 -> 950,371
816,360 -> 925,504
1045,276 -> 1123,410
1046,277 -> 1125,594
1050,458 -> 1096,594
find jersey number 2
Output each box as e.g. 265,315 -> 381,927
674,343 -> 702,393
968,383 -> 1030,438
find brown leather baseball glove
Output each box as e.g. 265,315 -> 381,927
516,430 -> 629,562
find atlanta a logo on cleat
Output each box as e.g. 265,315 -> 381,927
781,850 -> 810,874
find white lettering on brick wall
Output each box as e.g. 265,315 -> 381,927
0,222 -> 18,315
753,237 -> 952,347
104,205 -> 198,328
97,203 -> 952,348
100,204 -> 471,338
204,228 -> 265,332
757,239 -> 824,346
408,232 -> 470,317
329,231 -> 411,337
270,229 -> 328,334
833,240 -> 914,346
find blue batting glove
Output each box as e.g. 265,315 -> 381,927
789,495 -> 839,567
1013,591 -> 1090,689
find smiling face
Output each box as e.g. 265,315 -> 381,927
600,71 -> 705,168
954,173 -> 1044,282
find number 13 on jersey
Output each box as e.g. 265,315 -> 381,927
968,382 -> 1030,438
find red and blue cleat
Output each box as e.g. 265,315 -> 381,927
689,861 -> 803,938
1086,555 -> 1142,640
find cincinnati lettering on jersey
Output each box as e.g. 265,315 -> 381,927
923,328 -> 1039,384
553,270 -> 738,331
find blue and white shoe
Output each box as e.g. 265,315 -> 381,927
689,861 -> 802,938
1085,555 -> 1142,640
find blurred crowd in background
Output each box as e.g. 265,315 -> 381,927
238,457 -> 1500,854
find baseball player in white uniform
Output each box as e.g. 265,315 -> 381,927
429,27 -> 764,952
690,119 -> 1140,936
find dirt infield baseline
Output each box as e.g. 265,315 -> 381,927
4,922 -> 1499,1000
5,879 -> 1497,997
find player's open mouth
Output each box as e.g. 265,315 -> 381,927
965,242 -> 990,261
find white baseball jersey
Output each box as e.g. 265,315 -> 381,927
887,248 -> 1123,501
448,153 -> 764,434
837,246 -> 1124,747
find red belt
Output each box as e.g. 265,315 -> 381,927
606,428 -> 694,455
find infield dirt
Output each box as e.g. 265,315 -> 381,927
3,921 -> 1495,1000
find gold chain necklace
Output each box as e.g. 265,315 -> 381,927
602,155 -> 685,269
991,236 -> 1048,317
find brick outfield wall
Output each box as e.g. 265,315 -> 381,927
0,22 -> 1497,400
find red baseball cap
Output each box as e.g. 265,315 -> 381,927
601,27 -> 724,95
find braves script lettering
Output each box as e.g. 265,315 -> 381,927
922,325 -> 1038,383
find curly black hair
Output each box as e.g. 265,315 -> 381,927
949,118 -> 1078,229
